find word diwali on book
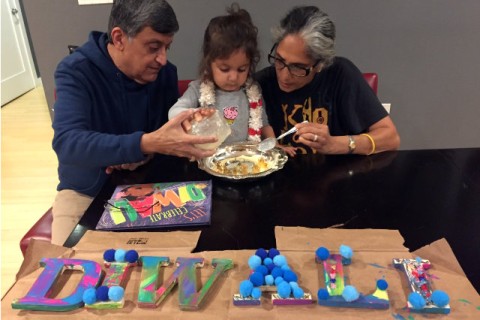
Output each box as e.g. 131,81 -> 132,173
96,181 -> 212,231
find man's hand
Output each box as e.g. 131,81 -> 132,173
181,107 -> 216,132
140,109 -> 218,160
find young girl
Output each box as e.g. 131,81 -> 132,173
168,4 -> 275,146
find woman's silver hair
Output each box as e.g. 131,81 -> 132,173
108,0 -> 179,42
272,6 -> 336,67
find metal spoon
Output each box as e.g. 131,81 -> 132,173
257,120 -> 308,152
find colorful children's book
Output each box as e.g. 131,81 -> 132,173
95,181 -> 212,230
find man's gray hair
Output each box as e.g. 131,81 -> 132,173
108,0 -> 179,42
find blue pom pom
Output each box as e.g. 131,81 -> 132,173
96,286 -> 110,302
248,255 -> 262,270
318,288 -> 330,300
293,286 -> 304,299
408,292 -> 426,309
283,270 -> 298,283
249,272 -> 264,286
342,285 -> 360,302
277,281 -> 291,298
271,267 -> 284,279
114,249 -> 126,262
274,276 -> 285,286
289,281 -> 299,289
431,290 -> 450,307
266,262 -> 275,272
273,255 -> 287,267
376,279 -> 388,290
263,257 -> 273,266
103,249 -> 116,262
251,287 -> 262,299
82,288 -> 97,305
315,247 -> 330,261
265,274 -> 274,286
268,248 -> 280,259
108,286 -> 125,302
339,245 -> 353,259
280,264 -> 291,271
125,250 -> 139,263
255,264 -> 268,276
255,248 -> 268,260
239,280 -> 254,297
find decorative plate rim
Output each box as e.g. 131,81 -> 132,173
198,142 -> 288,180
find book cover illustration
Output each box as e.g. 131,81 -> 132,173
96,181 -> 212,230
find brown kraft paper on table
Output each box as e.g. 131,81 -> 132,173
16,239 -> 71,281
73,230 -> 203,252
2,228 -> 479,319
274,226 -> 408,252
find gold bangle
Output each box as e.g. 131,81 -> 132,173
361,133 -> 376,155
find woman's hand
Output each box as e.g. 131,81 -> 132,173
294,116 -> 400,155
295,122 -> 340,154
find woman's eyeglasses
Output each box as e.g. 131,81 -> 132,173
268,44 -> 320,77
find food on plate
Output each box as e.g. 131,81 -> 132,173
213,155 -> 270,176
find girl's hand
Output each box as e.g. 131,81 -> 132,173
277,144 -> 297,157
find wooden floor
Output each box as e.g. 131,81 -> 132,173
1,87 -> 58,297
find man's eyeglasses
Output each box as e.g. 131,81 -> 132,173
268,44 -> 320,77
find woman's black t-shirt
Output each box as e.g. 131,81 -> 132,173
255,57 -> 387,153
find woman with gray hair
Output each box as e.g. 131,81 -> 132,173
255,6 -> 400,156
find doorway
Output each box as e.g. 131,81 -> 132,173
1,0 -> 37,106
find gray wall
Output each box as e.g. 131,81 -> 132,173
22,0 -> 480,150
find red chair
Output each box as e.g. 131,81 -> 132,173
20,208 -> 53,256
178,79 -> 192,96
363,73 -> 378,95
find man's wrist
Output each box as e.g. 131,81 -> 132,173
140,133 -> 154,154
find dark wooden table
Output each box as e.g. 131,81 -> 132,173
65,148 -> 480,293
